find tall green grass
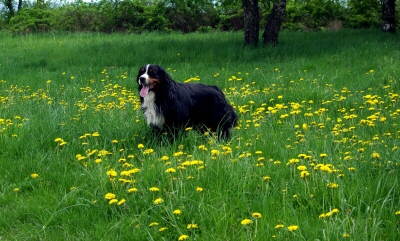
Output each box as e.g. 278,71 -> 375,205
0,30 -> 399,241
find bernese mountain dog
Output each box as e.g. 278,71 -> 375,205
136,64 -> 237,139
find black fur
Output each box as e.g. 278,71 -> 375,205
136,64 -> 238,139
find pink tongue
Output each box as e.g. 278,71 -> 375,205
140,86 -> 150,97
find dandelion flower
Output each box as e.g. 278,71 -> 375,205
153,198 -> 164,205
137,144 -> 144,149
149,187 -> 160,192
159,227 -> 168,232
104,193 -> 116,200
178,234 -> 189,240
274,224 -> 284,229
165,168 -> 176,173
240,219 -> 253,225
252,212 -> 262,218
149,222 -> 159,227
117,199 -> 126,205
187,224 -> 198,229
108,199 -> 118,205
287,225 -> 299,231
31,173 -> 39,179
128,187 -> 138,193
173,209 -> 182,215
195,187 -> 204,192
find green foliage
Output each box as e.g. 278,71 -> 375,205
345,0 -> 381,28
285,0 -> 345,30
1,0 -> 397,33
9,7 -> 55,33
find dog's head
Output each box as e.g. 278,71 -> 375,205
136,64 -> 170,97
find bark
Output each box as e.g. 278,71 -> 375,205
17,0 -> 22,11
5,0 -> 15,17
382,0 -> 396,32
243,0 -> 259,46
263,0 -> 287,46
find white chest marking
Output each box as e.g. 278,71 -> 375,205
142,91 -> 165,128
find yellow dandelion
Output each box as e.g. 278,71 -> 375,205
287,225 -> 299,231
159,227 -> 168,232
108,199 -> 118,205
149,187 -> 160,192
104,193 -> 116,200
137,144 -> 144,149
149,222 -> 159,227
165,168 -> 176,173
371,152 -> 381,159
173,209 -> 182,215
117,199 -> 126,205
240,219 -> 253,225
187,224 -> 198,229
160,155 -> 169,161
178,234 -> 189,241
327,183 -> 339,189
195,187 -> 204,192
128,187 -> 138,193
30,173 -> 39,179
251,212 -> 262,218
274,224 -> 284,229
153,198 -> 164,204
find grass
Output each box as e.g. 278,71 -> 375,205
0,29 -> 399,241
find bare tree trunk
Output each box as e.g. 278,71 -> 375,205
17,0 -> 23,11
243,0 -> 259,46
382,0 -> 396,32
263,0 -> 287,46
5,0 -> 15,18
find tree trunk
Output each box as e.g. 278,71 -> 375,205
5,0 -> 15,18
17,0 -> 23,11
243,0 -> 259,46
263,0 -> 287,46
382,0 -> 396,32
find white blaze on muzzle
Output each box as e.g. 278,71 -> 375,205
139,64 -> 150,97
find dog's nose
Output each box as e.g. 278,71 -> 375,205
139,77 -> 146,84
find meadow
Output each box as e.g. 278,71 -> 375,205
0,30 -> 399,241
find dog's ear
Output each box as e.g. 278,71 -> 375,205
136,65 -> 146,85
156,65 -> 172,84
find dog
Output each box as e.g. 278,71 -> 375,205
136,64 -> 237,139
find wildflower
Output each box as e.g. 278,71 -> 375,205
178,234 -> 189,240
187,224 -> 198,229
165,168 -> 176,173
159,227 -> 168,232
173,151 -> 184,157
75,154 -> 86,161
104,193 -> 116,200
173,209 -> 182,215
195,187 -> 204,192
210,149 -> 220,156
149,187 -> 160,192
117,199 -> 126,205
108,199 -> 118,205
252,212 -> 262,218
240,219 -> 253,225
92,132 -> 100,137
13,187 -> 20,192
106,169 -> 118,177
287,225 -> 299,231
262,176 -> 271,182
342,233 -> 350,238
327,183 -> 339,189
198,145 -> 207,151
94,158 -> 102,163
128,187 -> 138,193
320,153 -> 328,158
30,173 -> 39,179
395,210 -> 400,215
185,127 -> 192,131
143,149 -> 154,155
297,165 -> 307,171
371,152 -> 381,159
137,144 -> 144,149
149,222 -> 159,227
274,224 -> 284,229
300,170 -> 310,178
153,198 -> 164,204
160,155 -> 169,161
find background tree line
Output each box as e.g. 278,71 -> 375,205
0,0 -> 398,35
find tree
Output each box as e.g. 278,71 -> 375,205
381,0 -> 396,32
263,0 -> 287,45
4,0 -> 15,18
243,0 -> 259,45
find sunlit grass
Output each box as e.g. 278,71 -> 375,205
0,30 -> 399,241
